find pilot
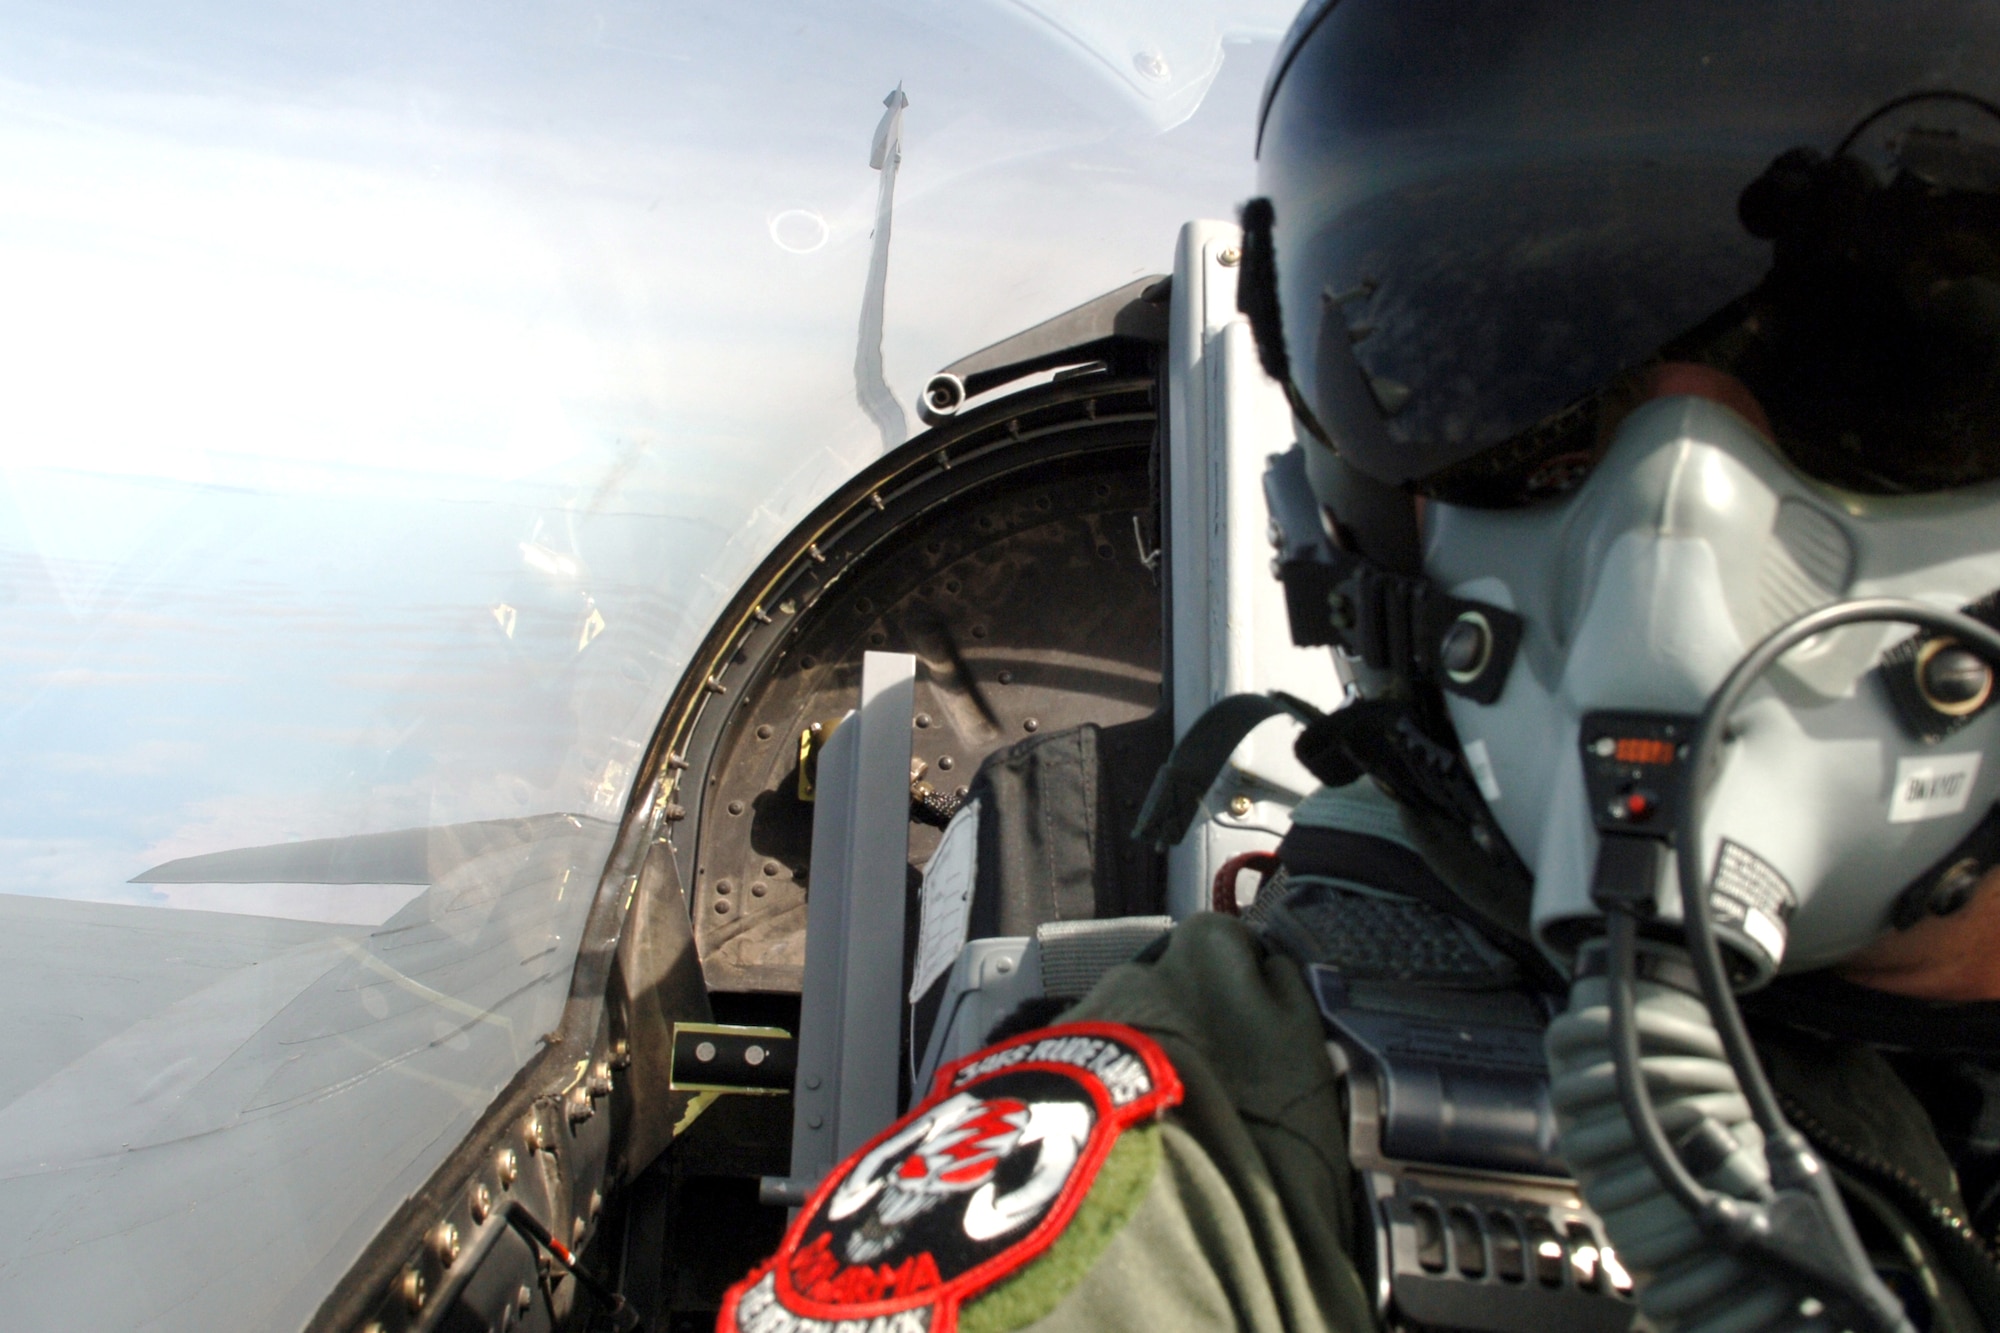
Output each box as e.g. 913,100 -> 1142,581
720,5 -> 2000,1332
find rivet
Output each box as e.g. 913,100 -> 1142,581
497,1148 -> 519,1187
756,724 -> 773,740
567,1088 -> 594,1124
727,799 -> 744,815
997,670 -> 1013,684
471,1182 -> 493,1223
610,1038 -> 631,1069
716,879 -> 733,895
431,1221 -> 461,1265
804,1074 -> 822,1091
751,882 -> 767,897
400,1267 -> 427,1313
588,1061 -> 614,1097
526,1113 -> 552,1152
1023,717 -> 1039,732
745,1044 -> 766,1066
937,755 -> 954,771
915,713 -> 933,729
696,1041 -> 718,1062
807,1114 -> 824,1130
1228,795 -> 1253,818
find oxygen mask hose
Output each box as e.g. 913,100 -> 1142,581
1549,598 -> 2000,1333
1548,932 -> 1818,1332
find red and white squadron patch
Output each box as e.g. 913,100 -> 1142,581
718,1022 -> 1180,1333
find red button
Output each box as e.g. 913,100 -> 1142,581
1624,793 -> 1652,820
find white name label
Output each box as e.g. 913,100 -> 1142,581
1889,752 -> 1983,824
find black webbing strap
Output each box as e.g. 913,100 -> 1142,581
1130,692 -> 1324,849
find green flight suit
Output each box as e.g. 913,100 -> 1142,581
956,912 -> 2000,1333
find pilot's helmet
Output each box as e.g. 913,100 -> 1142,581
1246,1 -> 2000,978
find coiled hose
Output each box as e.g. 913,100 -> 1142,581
1546,949 -> 1836,1333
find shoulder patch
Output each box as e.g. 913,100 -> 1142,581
718,1022 -> 1181,1333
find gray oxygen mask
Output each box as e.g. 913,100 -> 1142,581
1427,393 -> 2000,978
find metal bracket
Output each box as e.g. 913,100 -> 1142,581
918,275 -> 1169,423
787,651 -> 917,1190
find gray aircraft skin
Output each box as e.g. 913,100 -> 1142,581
0,3 -> 1299,1329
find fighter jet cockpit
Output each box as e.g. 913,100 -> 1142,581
15,3 -> 2000,1332
0,3 -> 1320,1329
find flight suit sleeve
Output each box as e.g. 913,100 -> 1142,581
956,913 -> 1379,1333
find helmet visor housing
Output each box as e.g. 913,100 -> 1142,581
1256,0 -> 2000,504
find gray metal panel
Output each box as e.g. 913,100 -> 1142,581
789,651 -> 916,1186
1163,219 -> 1332,918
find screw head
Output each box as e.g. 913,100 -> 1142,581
431,1221 -> 461,1266
1227,795 -> 1253,818
1931,857 -> 1985,917
470,1182 -> 493,1223
400,1267 -> 427,1313
567,1089 -> 595,1124
610,1038 -> 631,1068
1217,246 -> 1242,267
497,1148 -> 519,1187
1918,638 -> 1994,715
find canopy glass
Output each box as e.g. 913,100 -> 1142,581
0,0 -> 1283,1326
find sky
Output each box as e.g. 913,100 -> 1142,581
0,0 -> 1288,925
